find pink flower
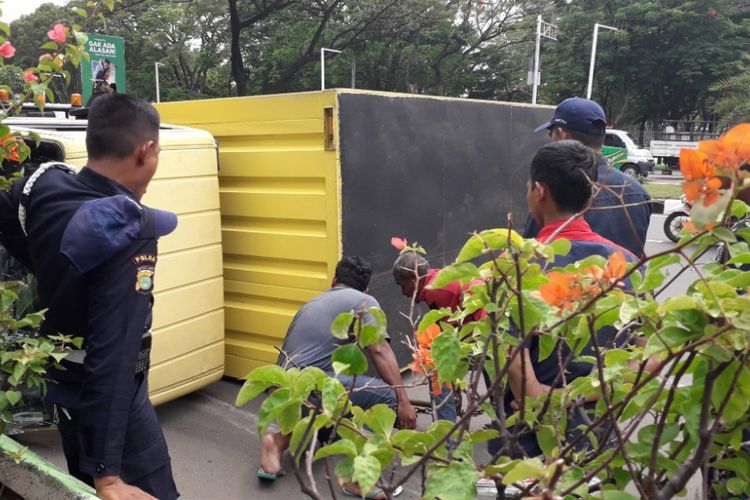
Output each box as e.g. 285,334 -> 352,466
0,41 -> 15,59
38,53 -> 53,63
391,237 -> 408,250
47,23 -> 68,44
23,71 -> 38,83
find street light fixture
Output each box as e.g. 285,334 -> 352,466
320,48 -> 342,91
154,62 -> 165,103
586,23 -> 619,100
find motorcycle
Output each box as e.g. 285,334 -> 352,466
663,195 -> 692,243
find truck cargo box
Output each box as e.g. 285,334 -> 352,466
157,90 -> 551,374
6,120 -> 225,405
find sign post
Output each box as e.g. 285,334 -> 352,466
80,34 -> 126,105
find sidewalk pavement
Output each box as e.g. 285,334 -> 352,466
16,378 -> 493,499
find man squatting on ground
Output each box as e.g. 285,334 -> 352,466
524,97 -> 652,259
0,94 -> 178,499
488,140 -> 645,458
392,252 -> 487,422
260,256 -> 416,498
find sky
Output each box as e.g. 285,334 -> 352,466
1,0 -> 68,23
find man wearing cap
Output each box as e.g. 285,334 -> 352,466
525,97 -> 651,258
0,94 -> 177,499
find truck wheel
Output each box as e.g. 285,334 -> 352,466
621,164 -> 639,177
664,211 -> 689,243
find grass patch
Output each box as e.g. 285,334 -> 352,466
645,182 -> 683,200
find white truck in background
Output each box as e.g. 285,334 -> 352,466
650,139 -> 698,169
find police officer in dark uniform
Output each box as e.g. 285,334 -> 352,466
0,94 -> 178,499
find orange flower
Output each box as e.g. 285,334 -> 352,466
715,124 -> 750,169
1,135 -> 21,162
416,323 -> 441,348
682,177 -> 723,206
603,252 -> 628,282
680,149 -> 713,180
538,271 -> 582,312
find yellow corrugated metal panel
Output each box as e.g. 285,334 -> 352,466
157,91 -> 342,378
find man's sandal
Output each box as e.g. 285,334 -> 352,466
256,466 -> 284,481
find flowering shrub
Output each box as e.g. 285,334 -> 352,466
236,122 -> 750,499
0,0 -> 119,442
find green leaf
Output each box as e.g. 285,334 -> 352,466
314,439 -> 358,461
503,458 -> 545,484
72,7 -> 87,17
424,461 -> 480,500
455,229 -> 522,263
727,477 -> 748,496
336,457 -> 355,483
358,325 -> 380,348
5,391 -> 21,406
712,226 -> 737,243
332,344 -> 367,375
353,455 -> 381,497
0,22 -> 9,37
235,380 -> 267,407
731,200 -> 749,219
244,364 -> 289,387
430,263 -> 479,289
331,311 -> 355,339
292,367 -> 327,399
364,404 -> 396,437
432,330 -> 460,383
550,238 -> 571,256
418,308 -> 451,332
269,399 -> 302,434
289,417 -> 314,459
39,41 -> 59,51
712,457 -> 750,481
322,377 -> 344,416
601,492 -> 639,500
536,425 -> 557,457
257,388 -> 291,434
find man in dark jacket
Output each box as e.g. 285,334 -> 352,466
0,94 -> 178,499
523,97 -> 651,258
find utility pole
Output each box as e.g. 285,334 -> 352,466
154,62 -> 165,103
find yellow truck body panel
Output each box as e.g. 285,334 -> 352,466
157,91 -> 342,378
11,124 -> 225,405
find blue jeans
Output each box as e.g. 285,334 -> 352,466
332,374 -> 397,410
432,385 -> 458,422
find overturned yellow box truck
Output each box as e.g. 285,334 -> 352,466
10,90 -> 550,399
156,89 -> 551,377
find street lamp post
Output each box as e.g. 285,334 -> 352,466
154,62 -> 165,103
586,23 -> 619,100
320,48 -> 342,91
531,15 -> 558,105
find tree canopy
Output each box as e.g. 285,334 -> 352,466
7,0 -> 750,127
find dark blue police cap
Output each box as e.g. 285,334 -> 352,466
61,194 -> 177,274
534,97 -> 607,136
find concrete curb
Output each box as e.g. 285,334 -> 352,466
0,435 -> 97,499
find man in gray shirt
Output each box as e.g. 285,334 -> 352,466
260,257 -> 416,496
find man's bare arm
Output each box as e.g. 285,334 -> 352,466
367,341 -> 417,429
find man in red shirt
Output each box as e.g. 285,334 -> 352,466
393,252 -> 486,421
393,253 -> 486,324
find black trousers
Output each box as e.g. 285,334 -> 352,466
57,374 -> 179,499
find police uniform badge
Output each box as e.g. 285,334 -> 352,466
133,254 -> 157,294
